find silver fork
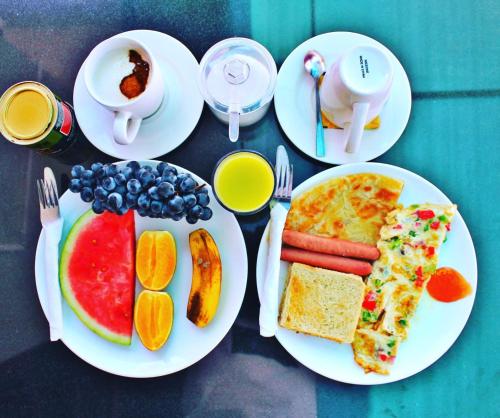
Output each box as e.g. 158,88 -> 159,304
37,169 -> 64,341
260,145 -> 294,337
37,178 -> 60,224
272,155 -> 293,209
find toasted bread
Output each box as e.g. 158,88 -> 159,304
278,263 -> 365,343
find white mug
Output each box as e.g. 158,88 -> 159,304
320,45 -> 393,153
84,36 -> 165,145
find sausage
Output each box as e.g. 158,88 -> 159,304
282,230 -> 380,261
281,247 -> 373,276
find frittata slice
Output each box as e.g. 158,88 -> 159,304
353,203 -> 456,373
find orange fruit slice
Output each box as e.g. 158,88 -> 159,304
136,231 -> 176,290
134,290 -> 173,351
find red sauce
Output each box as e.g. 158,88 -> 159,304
120,50 -> 150,99
427,267 -> 472,302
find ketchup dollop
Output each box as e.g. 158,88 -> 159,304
427,267 -> 472,302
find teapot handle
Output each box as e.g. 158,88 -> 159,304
228,111 -> 239,142
344,102 -> 370,153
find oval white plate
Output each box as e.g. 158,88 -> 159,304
274,32 -> 412,164
256,163 -> 477,384
35,161 -> 247,378
73,30 -> 204,160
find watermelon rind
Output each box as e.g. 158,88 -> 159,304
59,209 -> 132,346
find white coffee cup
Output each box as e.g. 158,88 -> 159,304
84,36 -> 165,145
320,45 -> 393,153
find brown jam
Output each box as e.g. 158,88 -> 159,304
119,50 -> 150,99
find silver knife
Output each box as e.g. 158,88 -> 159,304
38,167 -> 64,341
259,145 -> 293,337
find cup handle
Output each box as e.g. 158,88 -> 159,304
228,111 -> 239,142
345,102 -> 370,154
113,111 -> 141,145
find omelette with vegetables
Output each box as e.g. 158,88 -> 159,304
352,203 -> 456,374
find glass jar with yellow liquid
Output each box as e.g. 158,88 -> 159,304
0,81 -> 78,154
212,150 -> 275,215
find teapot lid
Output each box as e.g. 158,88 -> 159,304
198,37 -> 277,114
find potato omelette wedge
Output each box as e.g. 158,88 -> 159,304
285,173 -> 404,245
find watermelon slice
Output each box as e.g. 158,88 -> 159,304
60,209 -> 136,345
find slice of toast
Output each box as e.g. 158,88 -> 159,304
278,263 -> 365,343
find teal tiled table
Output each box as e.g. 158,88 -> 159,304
0,1 -> 498,417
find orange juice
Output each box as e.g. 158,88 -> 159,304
213,151 -> 274,214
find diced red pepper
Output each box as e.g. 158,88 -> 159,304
445,223 -> 451,231
393,224 -> 402,230
362,291 -> 377,311
415,277 -> 425,287
415,266 -> 423,278
426,246 -> 435,257
430,221 -> 440,230
379,353 -> 388,361
415,222 -> 421,227
416,210 -> 435,220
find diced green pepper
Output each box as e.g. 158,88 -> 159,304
409,230 -> 417,237
438,215 -> 448,223
399,319 -> 407,326
389,236 -> 401,249
362,310 -> 372,322
424,223 -> 430,232
409,204 -> 420,209
387,340 -> 396,348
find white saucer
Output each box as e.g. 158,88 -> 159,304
73,30 -> 204,160
274,32 -> 412,164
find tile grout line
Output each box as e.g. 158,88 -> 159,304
413,89 -> 500,100
311,0 -> 316,36
21,151 -> 35,247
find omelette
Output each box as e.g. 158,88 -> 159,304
352,203 -> 457,374
285,173 -> 404,245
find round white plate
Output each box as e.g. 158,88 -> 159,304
35,161 -> 247,378
73,30 -> 204,160
274,32 -> 412,164
256,163 -> 477,385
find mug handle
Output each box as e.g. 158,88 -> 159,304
113,111 -> 141,145
344,102 -> 370,154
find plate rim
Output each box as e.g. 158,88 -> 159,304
72,29 -> 204,160
274,31 -> 412,164
256,161 -> 477,385
35,160 -> 248,378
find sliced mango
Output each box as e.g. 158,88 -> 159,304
136,231 -> 176,290
134,290 -> 173,351
187,229 -> 222,327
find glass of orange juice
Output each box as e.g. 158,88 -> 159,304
212,150 -> 275,215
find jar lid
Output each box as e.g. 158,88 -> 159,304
198,37 -> 277,115
2,86 -> 52,140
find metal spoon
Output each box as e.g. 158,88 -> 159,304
304,50 -> 326,158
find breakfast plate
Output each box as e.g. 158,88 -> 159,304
274,32 -> 412,165
73,30 -> 204,160
35,161 -> 247,378
256,162 -> 477,384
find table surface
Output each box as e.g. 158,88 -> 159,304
0,1 -> 498,417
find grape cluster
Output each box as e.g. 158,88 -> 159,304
68,161 -> 212,223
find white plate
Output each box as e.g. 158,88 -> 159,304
274,32 -> 412,164
73,30 -> 204,160
256,163 -> 477,384
35,161 -> 247,378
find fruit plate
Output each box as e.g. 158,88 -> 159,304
35,160 -> 247,378
256,162 -> 477,385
